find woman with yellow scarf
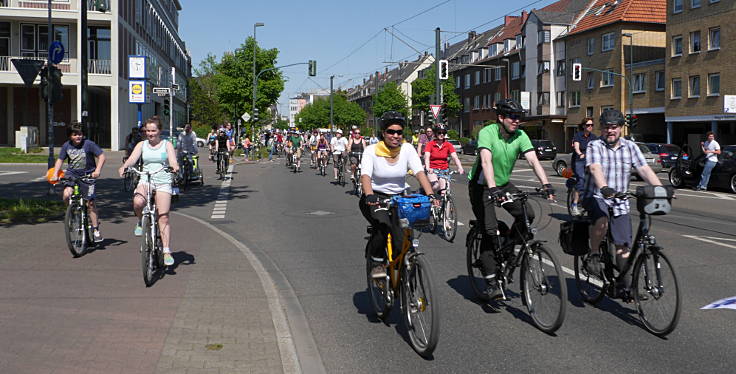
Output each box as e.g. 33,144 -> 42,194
359,111 -> 437,279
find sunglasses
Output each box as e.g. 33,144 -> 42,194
385,129 -> 404,135
507,114 -> 523,121
436,131 -> 447,135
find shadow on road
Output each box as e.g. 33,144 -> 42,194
165,251 -> 196,275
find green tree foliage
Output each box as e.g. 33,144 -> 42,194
373,82 -> 409,119
295,94 -> 366,131
411,65 -> 461,118
189,54 -> 227,127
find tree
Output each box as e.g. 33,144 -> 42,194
215,37 -> 284,123
295,94 -> 365,131
189,54 -> 227,127
373,82 -> 409,119
411,65 -> 461,118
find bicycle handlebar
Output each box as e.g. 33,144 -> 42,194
127,165 -> 173,176
60,174 -> 95,184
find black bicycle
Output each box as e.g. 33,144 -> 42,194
62,174 -> 96,257
429,170 -> 458,242
216,150 -> 229,179
334,152 -> 346,186
351,152 -> 363,196
466,189 -> 566,333
572,187 -> 680,337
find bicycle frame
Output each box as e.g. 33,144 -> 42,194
386,229 -> 414,291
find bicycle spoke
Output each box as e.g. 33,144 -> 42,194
634,251 -> 680,336
524,245 -> 566,333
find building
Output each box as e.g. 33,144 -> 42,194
563,0 -> 667,146
665,0 -> 736,146
288,90 -> 329,127
0,0 -> 191,150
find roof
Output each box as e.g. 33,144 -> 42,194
569,0 -> 666,35
488,13 -> 528,45
533,0 -> 591,25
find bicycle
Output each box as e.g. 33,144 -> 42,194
62,174 -> 96,258
351,152 -> 363,196
366,196 -> 440,357
334,152 -> 345,186
216,150 -> 229,179
317,151 -> 327,176
572,187 -> 680,337
128,165 -> 173,287
466,188 -> 566,333
292,150 -> 300,173
122,157 -> 141,192
428,169 -> 458,242
564,175 -> 586,217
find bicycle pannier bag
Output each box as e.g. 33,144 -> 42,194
559,220 -> 590,256
392,195 -> 431,228
636,186 -> 674,216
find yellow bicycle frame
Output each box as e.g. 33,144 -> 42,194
386,228 -> 412,290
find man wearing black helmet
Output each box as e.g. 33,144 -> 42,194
583,109 -> 663,300
467,99 -> 555,300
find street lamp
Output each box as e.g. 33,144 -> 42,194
251,22 -> 264,146
501,58 -> 511,99
622,33 -> 634,133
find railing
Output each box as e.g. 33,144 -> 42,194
87,0 -> 109,11
0,0 -> 75,10
88,59 -> 111,75
0,56 -> 72,74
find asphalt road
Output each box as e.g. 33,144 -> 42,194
2,153 -> 736,373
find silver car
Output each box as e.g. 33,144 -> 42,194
552,143 -> 663,177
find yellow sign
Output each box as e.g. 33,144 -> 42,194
129,80 -> 146,103
131,83 -> 143,95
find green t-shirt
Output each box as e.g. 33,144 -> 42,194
468,123 -> 534,187
290,135 -> 302,148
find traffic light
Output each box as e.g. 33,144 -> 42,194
163,98 -> 170,116
439,106 -> 448,124
40,65 -> 63,104
625,114 -> 639,127
253,108 -> 259,123
439,60 -> 449,80
308,60 -> 317,76
426,110 -> 434,125
572,63 -> 582,81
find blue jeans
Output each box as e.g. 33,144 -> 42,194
698,160 -> 717,189
573,159 -> 586,192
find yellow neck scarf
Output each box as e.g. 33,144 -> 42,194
375,140 -> 402,158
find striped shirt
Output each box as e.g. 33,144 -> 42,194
584,138 -> 646,216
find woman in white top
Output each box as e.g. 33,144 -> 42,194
119,116 -> 180,266
359,111 -> 436,278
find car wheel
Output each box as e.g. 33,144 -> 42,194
730,174 -> 736,194
197,141 -> 204,147
669,168 -> 684,188
555,161 -> 567,177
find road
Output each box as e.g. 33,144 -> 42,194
1,151 -> 735,373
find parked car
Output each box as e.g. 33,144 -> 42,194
447,139 -> 462,152
669,144 -> 736,193
196,137 -> 207,147
462,139 -> 478,155
530,139 -> 557,160
644,143 -> 683,169
551,142 -> 662,177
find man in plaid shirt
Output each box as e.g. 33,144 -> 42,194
583,109 -> 663,299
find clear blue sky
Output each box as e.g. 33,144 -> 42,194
178,0 -> 560,115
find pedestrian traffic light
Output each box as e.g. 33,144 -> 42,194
40,65 -> 63,104
427,110 -> 434,125
572,63 -> 582,81
439,59 -> 449,80
308,60 -> 317,76
253,108 -> 259,123
163,98 -> 170,116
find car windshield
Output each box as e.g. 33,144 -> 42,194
637,144 -> 652,154
536,140 -> 553,147
723,145 -> 736,159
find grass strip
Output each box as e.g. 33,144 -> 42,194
0,148 -> 48,163
0,198 -> 66,224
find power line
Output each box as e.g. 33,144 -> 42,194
385,27 -> 423,55
393,26 -> 433,48
390,0 -> 451,27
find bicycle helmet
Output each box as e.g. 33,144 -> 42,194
380,111 -> 406,129
600,109 -> 625,126
433,126 -> 447,134
494,99 -> 526,117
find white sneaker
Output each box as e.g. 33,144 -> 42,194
93,229 -> 104,243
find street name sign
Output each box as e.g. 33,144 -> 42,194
430,105 -> 441,119
153,87 -> 171,96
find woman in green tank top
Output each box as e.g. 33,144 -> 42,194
119,116 -> 180,266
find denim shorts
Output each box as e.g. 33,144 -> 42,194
583,197 -> 632,248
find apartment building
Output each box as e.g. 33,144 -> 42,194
666,0 -> 736,146
0,0 -> 191,150
288,90 -> 329,127
563,0 -> 667,144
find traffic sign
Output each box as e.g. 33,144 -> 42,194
241,112 -> 251,122
11,59 -> 45,87
49,41 -> 65,65
128,55 -> 147,79
129,80 -> 146,103
430,105 -> 441,119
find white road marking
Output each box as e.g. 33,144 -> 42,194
31,176 -> 47,182
210,164 -> 234,219
457,222 -> 465,226
682,235 -> 736,250
0,171 -> 28,177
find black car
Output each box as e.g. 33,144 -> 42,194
669,144 -> 736,193
530,139 -> 557,160
462,139 -> 478,155
644,143 -> 682,169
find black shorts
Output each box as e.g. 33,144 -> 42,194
583,197 -> 632,247
63,177 -> 96,200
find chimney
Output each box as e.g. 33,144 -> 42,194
505,16 -> 514,26
468,31 -> 477,41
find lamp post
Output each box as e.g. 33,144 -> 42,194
251,22 -> 264,144
622,33 -> 634,131
502,58 -> 510,99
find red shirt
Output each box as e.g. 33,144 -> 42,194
425,140 -> 456,170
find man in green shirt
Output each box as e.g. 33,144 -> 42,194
468,99 -> 555,300
289,131 -> 303,171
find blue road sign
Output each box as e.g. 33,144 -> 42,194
49,41 -> 65,65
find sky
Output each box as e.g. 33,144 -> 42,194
178,0 -> 561,116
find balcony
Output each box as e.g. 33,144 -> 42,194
0,0 -> 75,10
0,56 -> 111,77
88,58 -> 110,74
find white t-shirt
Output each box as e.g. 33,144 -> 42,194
331,136 -> 348,154
704,140 -> 720,163
361,143 -> 423,195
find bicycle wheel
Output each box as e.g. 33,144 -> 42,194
521,243 -> 566,333
366,253 -> 390,320
181,166 -> 190,191
442,196 -> 458,242
466,227 -> 490,302
566,188 -> 574,217
141,216 -> 156,287
574,249 -> 607,305
401,254 -> 440,357
632,248 -> 681,337
64,203 -> 87,257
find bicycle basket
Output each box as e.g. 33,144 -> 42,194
559,220 -> 590,256
392,195 -> 431,228
636,186 -> 674,216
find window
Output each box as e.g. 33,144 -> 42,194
689,75 -> 701,97
512,90 -> 520,103
586,107 -> 594,118
709,27 -> 720,50
521,64 -> 526,78
556,91 -> 565,107
515,35 -> 523,49
537,61 -> 550,75
691,0 -> 701,8
674,0 -> 683,13
495,67 -> 502,81
504,39 -> 512,52
633,73 -> 646,93
464,97 -> 470,112
465,73 -> 471,88
21,24 -> 36,57
475,71 -> 481,86
655,71 -> 665,91
672,36 -> 683,56
690,31 -> 701,53
538,92 -> 550,105
672,78 -> 682,99
586,72 -> 595,89
494,92 -> 502,105
709,0 -> 720,3
587,38 -> 595,55
489,44 -> 498,57
474,95 -> 480,110
456,76 -> 461,89
512,61 -> 520,79
601,33 -> 616,52
708,73 -> 720,95
0,22 -> 9,57
556,60 -> 566,76
538,30 -> 550,44
569,91 -> 581,107
601,106 -> 614,115
20,24 -> 69,59
601,69 -> 614,87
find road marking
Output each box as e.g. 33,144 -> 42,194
210,164 -> 234,219
682,235 -> 736,250
31,176 -> 47,182
0,171 -> 28,177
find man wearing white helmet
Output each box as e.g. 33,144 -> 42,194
330,129 -> 349,180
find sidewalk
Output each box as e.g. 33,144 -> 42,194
0,210 -> 284,373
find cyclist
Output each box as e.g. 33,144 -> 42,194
330,129 -> 349,181
177,123 -> 199,180
52,124 -> 106,243
467,99 -> 555,299
360,111 -> 438,278
118,116 -> 179,266
224,122 -> 235,155
423,126 -> 464,194
309,130 -> 320,168
207,125 -> 218,160
348,127 -> 367,181
317,133 -> 329,168
289,131 -> 303,171
214,128 -> 230,172
125,125 -> 143,159
416,127 -> 434,164
582,109 -> 663,300
570,118 -> 597,215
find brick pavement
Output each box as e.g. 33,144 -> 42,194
0,208 -> 284,373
